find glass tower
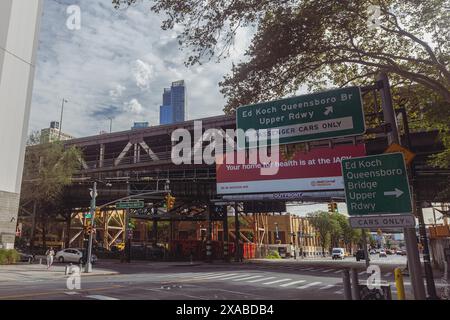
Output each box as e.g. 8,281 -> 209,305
159,80 -> 186,125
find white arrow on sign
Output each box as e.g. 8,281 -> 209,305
323,106 -> 333,116
383,188 -> 404,198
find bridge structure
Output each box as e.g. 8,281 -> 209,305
20,85 -> 450,260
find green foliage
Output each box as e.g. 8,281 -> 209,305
21,136 -> 82,204
121,0 -> 449,113
265,250 -> 281,259
0,249 -> 20,265
308,211 -> 363,253
307,211 -> 335,254
117,0 -> 450,175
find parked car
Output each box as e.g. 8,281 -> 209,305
331,248 -> 346,260
385,249 -> 393,255
17,250 -> 35,262
55,248 -> 97,264
396,250 -> 407,256
369,249 -> 377,254
379,250 -> 387,257
355,249 -> 370,262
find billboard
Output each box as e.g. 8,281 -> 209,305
216,144 -> 366,195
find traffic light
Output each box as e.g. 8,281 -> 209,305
86,226 -> 93,235
328,202 -> 338,213
165,193 -> 176,210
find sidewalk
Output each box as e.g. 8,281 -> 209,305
0,262 -> 119,283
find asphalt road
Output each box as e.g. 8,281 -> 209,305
0,255 -> 419,300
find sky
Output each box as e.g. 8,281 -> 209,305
29,0 -> 252,137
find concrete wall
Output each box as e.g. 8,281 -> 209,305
0,0 -> 43,248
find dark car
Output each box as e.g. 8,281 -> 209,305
17,250 -> 35,262
355,249 -> 370,262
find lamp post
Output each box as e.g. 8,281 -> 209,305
58,98 -> 68,140
107,117 -> 113,133
291,232 -> 297,259
85,180 -> 112,273
274,222 -> 280,244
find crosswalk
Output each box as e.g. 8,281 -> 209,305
179,271 -> 344,294
246,264 -> 396,279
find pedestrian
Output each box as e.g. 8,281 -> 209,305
45,247 -> 55,269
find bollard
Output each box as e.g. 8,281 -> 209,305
65,265 -> 69,275
350,268 -> 360,300
342,269 -> 352,300
206,240 -> 212,263
39,258 -> 42,265
394,267 -> 406,300
28,257 -> 32,264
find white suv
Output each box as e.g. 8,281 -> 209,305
332,248 -> 345,260
55,248 -> 97,264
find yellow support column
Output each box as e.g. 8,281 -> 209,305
394,268 -> 406,300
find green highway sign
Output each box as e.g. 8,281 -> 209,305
116,200 -> 144,209
342,153 -> 412,216
236,86 -> 365,149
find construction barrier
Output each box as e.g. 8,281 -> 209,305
169,240 -> 257,260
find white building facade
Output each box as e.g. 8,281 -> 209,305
0,0 -> 43,248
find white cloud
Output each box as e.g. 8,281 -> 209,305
123,98 -> 143,114
132,59 -> 153,89
109,84 -> 126,99
29,0 -> 252,137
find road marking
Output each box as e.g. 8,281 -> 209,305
280,280 -> 306,287
0,285 -> 122,300
246,277 -> 276,283
313,268 -> 325,272
214,274 -> 251,281
333,269 -> 343,274
384,272 -> 392,277
64,292 -> 80,295
297,282 -> 322,289
319,284 -> 336,290
196,273 -> 237,280
263,279 -> 292,285
358,271 -> 366,275
321,269 -> 335,273
232,275 -> 263,281
334,289 -> 344,294
187,273 -> 217,278
86,295 -> 119,300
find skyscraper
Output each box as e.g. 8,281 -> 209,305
159,80 -> 186,125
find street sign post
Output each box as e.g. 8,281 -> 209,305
236,86 -> 365,149
342,153 -> 412,216
349,214 -> 416,229
116,200 -> 144,209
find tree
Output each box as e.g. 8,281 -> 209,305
332,213 -> 361,253
115,0 -> 450,173
114,0 -> 449,111
20,133 -> 82,251
307,211 -> 339,256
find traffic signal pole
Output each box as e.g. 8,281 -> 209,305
378,72 -> 426,300
85,181 -> 96,273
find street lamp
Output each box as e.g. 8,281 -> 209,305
274,222 -> 280,244
107,117 -> 114,133
58,98 -> 68,140
164,179 -> 170,191
85,179 -> 112,273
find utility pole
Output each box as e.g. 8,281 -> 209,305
107,117 -> 113,133
402,109 -> 437,299
377,72 -> 426,300
58,98 -> 68,140
85,181 -> 97,273
362,229 -> 370,268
